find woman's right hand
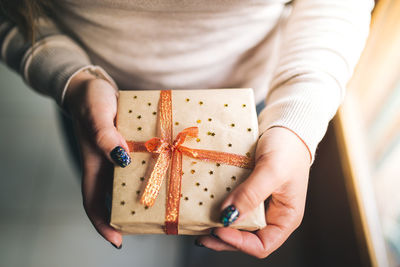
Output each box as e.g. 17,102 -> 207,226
64,71 -> 130,249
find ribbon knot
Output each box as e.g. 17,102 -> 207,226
127,90 -> 253,234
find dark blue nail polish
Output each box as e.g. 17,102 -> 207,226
110,242 -> 122,249
110,146 -> 131,167
220,205 -> 239,227
210,229 -> 219,239
194,239 -> 204,247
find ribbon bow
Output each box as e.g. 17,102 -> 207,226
127,90 -> 253,234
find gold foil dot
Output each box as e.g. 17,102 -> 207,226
184,197 -> 189,201
144,206 -> 149,210
137,127 -> 142,131
142,160 -> 146,164
208,118 -> 212,121
199,101 -> 204,105
128,110 -> 132,113
231,176 -> 237,181
242,104 -> 246,107
191,169 -> 196,174
136,190 -> 140,195
140,177 -> 145,181
210,194 -> 214,199
182,171 -> 184,175
216,163 -> 221,167
196,119 -> 201,123
133,96 -> 137,99
247,128 -> 252,132
207,132 -> 212,136
196,138 -> 200,142
120,201 -> 125,205
224,104 -> 228,107
147,102 -> 151,106
195,182 -> 200,186
228,143 -> 232,147
186,98 -> 190,102
153,111 -> 157,115
121,182 -> 126,187
199,202 -> 203,206
209,170 -> 213,175
191,161 -> 197,165
230,123 -> 235,127
226,187 -> 231,192
175,122 -> 179,125
204,188 -> 208,192
246,152 -> 251,157
131,211 -> 136,215
137,115 -> 141,119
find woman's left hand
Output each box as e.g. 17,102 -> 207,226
196,126 -> 311,258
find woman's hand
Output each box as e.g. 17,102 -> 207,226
64,71 -> 129,249
196,126 -> 311,258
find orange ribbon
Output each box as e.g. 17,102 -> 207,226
127,90 -> 253,234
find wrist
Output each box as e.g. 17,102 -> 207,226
258,126 -> 312,165
63,70 -> 98,115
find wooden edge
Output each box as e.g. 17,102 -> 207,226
334,94 -> 389,267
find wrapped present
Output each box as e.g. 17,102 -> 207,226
110,89 -> 266,235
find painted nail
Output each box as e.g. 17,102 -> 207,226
194,239 -> 204,247
210,229 -> 219,239
220,205 -> 239,227
110,242 -> 122,249
110,146 -> 131,167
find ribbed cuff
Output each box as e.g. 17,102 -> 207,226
258,81 -> 342,163
60,65 -> 118,108
20,35 -> 93,105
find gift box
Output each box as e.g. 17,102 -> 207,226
110,89 -> 266,235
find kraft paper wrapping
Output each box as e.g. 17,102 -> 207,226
110,89 -> 266,235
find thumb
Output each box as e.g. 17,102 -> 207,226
89,112 -> 131,168
219,154 -> 279,227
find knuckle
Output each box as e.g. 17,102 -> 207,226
94,127 -> 113,149
238,185 -> 263,209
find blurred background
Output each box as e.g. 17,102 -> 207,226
1,0 -> 400,266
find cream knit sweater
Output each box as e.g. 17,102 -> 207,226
0,0 -> 374,158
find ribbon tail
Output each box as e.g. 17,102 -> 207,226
140,150 -> 171,207
179,146 -> 254,169
164,150 -> 182,235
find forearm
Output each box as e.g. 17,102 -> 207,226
258,0 -> 375,160
0,16 -> 116,107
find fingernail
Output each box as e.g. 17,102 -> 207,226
210,228 -> 219,239
220,205 -> 239,227
110,146 -> 131,167
110,242 -> 122,249
194,239 -> 204,247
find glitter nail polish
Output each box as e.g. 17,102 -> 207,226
210,229 -> 219,239
220,205 -> 239,227
194,239 -> 204,247
110,146 -> 131,168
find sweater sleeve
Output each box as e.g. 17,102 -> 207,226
0,16 -> 117,107
257,0 -> 374,160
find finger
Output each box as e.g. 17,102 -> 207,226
219,153 -> 281,226
82,106 -> 131,168
82,156 -> 123,248
78,128 -> 123,248
85,202 -> 123,248
215,189 -> 306,258
93,124 -> 131,168
196,235 -> 238,252
212,205 -> 301,258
